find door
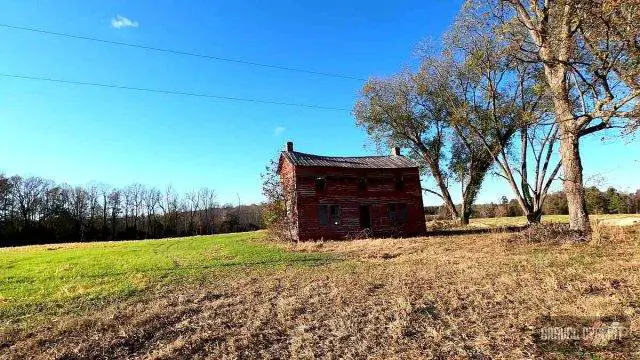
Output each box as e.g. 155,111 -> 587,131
359,205 -> 371,229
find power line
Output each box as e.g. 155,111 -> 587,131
0,73 -> 351,112
0,23 -> 366,81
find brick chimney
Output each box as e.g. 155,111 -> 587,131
391,146 -> 401,156
286,141 -> 294,152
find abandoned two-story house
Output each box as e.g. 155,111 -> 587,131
277,142 -> 426,241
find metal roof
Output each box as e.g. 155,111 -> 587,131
281,151 -> 418,169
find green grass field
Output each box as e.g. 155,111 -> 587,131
3,214 -> 639,325
0,231 -> 328,324
2,215 -> 640,358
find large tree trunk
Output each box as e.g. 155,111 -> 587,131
459,203 -> 470,225
547,64 -> 592,232
558,130 -> 591,231
430,166 -> 459,221
526,209 -> 542,224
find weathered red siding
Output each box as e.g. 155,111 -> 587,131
283,163 -> 426,241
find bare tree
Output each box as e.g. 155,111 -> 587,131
479,0 -> 640,231
185,190 -> 201,235
130,184 -> 145,234
86,183 -> 99,238
13,176 -> 51,229
354,62 -> 501,225
107,189 -> 122,240
97,183 -> 110,239
158,185 -> 179,236
69,186 -> 89,241
143,187 -> 160,237
0,173 -> 10,224
443,11 -> 562,223
199,187 -> 217,234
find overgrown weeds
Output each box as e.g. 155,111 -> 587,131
509,223 -> 640,244
509,223 -> 590,243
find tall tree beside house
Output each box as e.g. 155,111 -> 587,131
354,67 -> 493,225
472,0 -> 640,231
443,6 -> 562,224
353,43 -> 560,224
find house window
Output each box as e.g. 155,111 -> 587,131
318,205 -> 341,225
394,175 -> 404,191
388,203 -> 408,225
357,177 -> 367,191
388,204 -> 398,225
398,203 -> 408,224
330,205 -> 341,225
318,205 -> 329,225
315,177 -> 327,192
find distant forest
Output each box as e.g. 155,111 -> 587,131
426,187 -> 640,220
2,172 -> 639,247
0,173 -> 263,247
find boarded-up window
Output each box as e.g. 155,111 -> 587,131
398,203 -> 408,224
330,205 -> 341,225
388,203 -> 408,225
388,204 -> 398,225
318,205 -> 329,225
394,175 -> 404,191
357,177 -> 367,191
315,177 -> 327,192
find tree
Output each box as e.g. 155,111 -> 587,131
585,186 -> 608,214
0,173 -> 10,224
107,189 -> 122,240
199,187 -> 217,234
185,190 -> 201,235
543,191 -> 569,215
143,187 -> 160,237
13,176 -> 50,231
481,0 -> 640,231
442,13 -> 562,223
261,158 -> 297,242
69,186 -> 89,241
605,187 -> 629,214
97,183 -> 110,239
354,64 -> 496,225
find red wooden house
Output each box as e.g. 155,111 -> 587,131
278,142 -> 426,241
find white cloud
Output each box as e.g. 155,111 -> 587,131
274,126 -> 285,136
111,15 -> 139,29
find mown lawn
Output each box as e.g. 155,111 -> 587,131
0,231 -> 328,324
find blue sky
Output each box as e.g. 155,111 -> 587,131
1,0 -> 638,205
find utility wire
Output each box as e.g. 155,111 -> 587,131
0,23 -> 366,81
0,73 -> 351,111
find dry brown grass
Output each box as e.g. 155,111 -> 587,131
2,226 -> 640,359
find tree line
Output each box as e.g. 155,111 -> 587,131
426,187 -> 640,220
354,0 -> 639,232
0,173 -> 263,247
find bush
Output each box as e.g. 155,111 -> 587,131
261,158 -> 297,243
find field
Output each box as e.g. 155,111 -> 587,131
0,232 -> 328,324
468,214 -> 640,228
2,215 -> 640,359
